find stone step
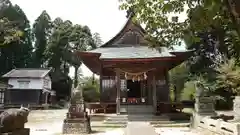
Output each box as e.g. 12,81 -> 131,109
91,122 -> 127,128
151,122 -> 190,128
121,105 -> 154,114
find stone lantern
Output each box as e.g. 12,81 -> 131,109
62,84 -> 91,134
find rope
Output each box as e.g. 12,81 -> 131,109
116,68 -> 155,75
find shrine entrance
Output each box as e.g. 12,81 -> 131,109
77,10 -> 193,114
127,80 -> 141,98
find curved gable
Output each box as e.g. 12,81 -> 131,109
101,12 -> 147,47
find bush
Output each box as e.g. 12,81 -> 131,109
181,81 -> 196,101
83,85 -> 100,102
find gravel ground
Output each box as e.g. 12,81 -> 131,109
25,109 -> 216,135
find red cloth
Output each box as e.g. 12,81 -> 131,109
127,98 -> 137,103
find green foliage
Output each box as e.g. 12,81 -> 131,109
0,0 -> 33,75
0,0 -> 100,101
0,18 -> 23,45
181,81 -> 196,101
169,63 -> 189,101
81,77 -> 100,102
216,59 -> 240,95
32,10 -> 52,68
119,0 -> 240,60
93,32 -> 103,48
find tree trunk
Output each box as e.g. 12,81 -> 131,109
225,0 -> 240,37
92,73 -> 95,85
174,85 -> 177,102
74,66 -> 79,88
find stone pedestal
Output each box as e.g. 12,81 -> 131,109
63,116 -> 91,134
233,96 -> 240,121
62,86 -> 91,134
194,96 -> 216,116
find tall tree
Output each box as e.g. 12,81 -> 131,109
0,0 -> 33,75
45,18 -> 72,74
0,0 -> 22,45
69,25 -> 95,87
32,10 -> 52,68
0,18 -> 23,45
91,32 -> 102,84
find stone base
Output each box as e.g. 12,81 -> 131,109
1,128 -> 30,135
62,118 -> 91,134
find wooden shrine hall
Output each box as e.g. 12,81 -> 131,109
77,11 -> 193,115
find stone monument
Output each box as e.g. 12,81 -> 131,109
191,81 -> 217,128
194,81 -> 216,116
62,84 -> 91,134
0,105 -> 30,135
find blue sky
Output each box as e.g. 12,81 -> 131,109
10,0 -> 186,77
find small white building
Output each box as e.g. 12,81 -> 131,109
2,68 -> 55,105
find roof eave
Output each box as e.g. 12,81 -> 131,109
100,56 -> 177,62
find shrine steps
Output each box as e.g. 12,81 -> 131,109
91,114 -> 190,128
120,105 -> 154,114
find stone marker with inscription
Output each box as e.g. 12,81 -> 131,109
191,81 -> 217,128
194,81 -> 216,116
62,85 -> 91,134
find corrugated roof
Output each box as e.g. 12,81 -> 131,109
88,46 -> 175,59
2,68 -> 51,78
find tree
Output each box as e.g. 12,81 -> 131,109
0,0 -> 23,45
45,18 -> 95,88
216,59 -> 240,95
119,0 -> 240,53
169,63 -> 189,102
0,18 -> 23,45
91,32 -> 103,84
0,0 -> 33,75
69,24 -> 95,87
93,32 -> 103,47
32,10 -> 52,68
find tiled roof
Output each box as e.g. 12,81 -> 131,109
88,46 -> 176,59
2,68 -> 51,78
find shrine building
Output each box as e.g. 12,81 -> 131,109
77,11 -> 193,114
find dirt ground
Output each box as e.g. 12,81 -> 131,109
25,109 -> 124,135
25,109 -> 216,135
25,109 -> 67,135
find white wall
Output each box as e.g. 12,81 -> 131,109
43,75 -> 51,90
8,75 -> 52,90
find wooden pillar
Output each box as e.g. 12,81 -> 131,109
99,65 -> 103,102
45,92 -> 48,104
165,70 -> 170,102
147,76 -> 152,105
116,70 -> 121,114
152,75 -> 157,114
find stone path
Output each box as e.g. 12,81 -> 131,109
124,122 -> 158,135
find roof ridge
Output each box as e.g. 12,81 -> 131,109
14,68 -> 51,70
2,68 -> 52,78
99,11 -> 145,48
2,69 -> 16,78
